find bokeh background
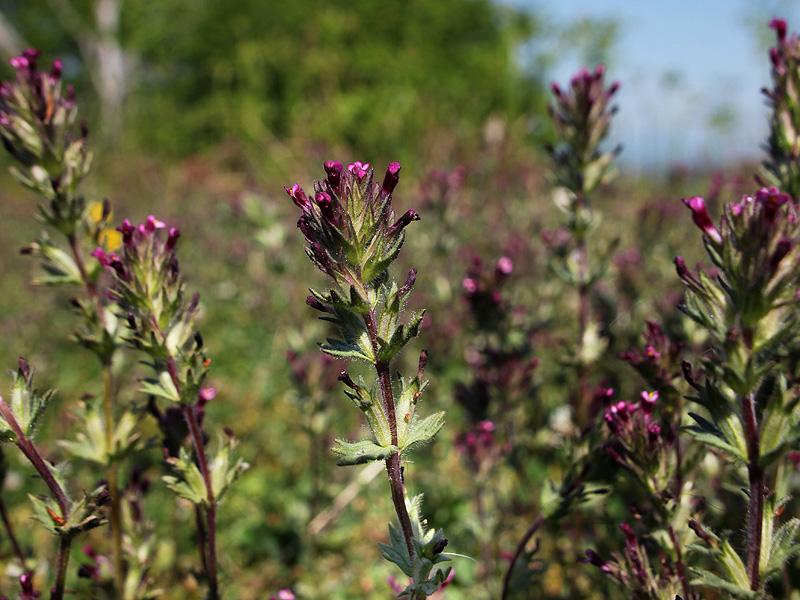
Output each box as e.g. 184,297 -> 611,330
0,1 -> 796,598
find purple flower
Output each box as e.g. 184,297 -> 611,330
18,571 -> 41,599
348,160 -> 370,181
116,219 -> 135,245
496,256 -> 513,276
285,183 -> 310,211
583,549 -> 612,573
682,197 -> 722,243
166,227 -> 181,252
380,161 -> 402,197
770,18 -> 788,42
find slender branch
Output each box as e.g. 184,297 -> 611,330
742,392 -> 763,591
165,355 -> 219,599
0,397 -> 69,518
365,310 -> 415,558
0,397 -> 72,599
500,513 -> 544,600
0,494 -> 25,567
184,404 -> 219,600
669,524 -> 691,600
52,535 -> 72,600
194,504 -> 209,576
67,233 -> 107,321
103,363 -> 124,595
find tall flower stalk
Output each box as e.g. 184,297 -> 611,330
0,48 -> 130,594
95,217 -> 248,599
677,187 -> 800,596
546,65 -> 621,427
288,161 -> 451,598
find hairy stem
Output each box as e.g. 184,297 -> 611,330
166,356 -> 219,599
742,392 -> 763,591
0,397 -> 69,518
365,310 -> 415,558
0,397 -> 73,599
103,363 -> 125,595
184,405 -> 219,599
52,535 -> 73,600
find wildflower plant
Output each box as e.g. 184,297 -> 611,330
288,161 -> 451,598
545,64 -> 622,428
0,48 -> 245,599
677,186 -> 800,597
761,18 -> 800,199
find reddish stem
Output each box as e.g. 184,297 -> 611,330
0,494 -> 25,567
742,392 -> 763,591
669,524 -> 691,600
365,310 -> 416,559
500,514 -> 544,600
166,356 -> 219,599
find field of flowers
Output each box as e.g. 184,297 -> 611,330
0,9 -> 800,600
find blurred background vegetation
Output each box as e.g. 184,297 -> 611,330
0,1 -> 774,598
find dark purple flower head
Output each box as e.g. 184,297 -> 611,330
640,390 -> 658,414
285,183 -> 310,211
770,18 -> 788,42
117,219 -> 135,244
387,209 -> 420,237
91,247 -> 111,267
682,196 -> 722,243
756,186 -> 790,222
166,227 -> 180,252
18,571 -> 41,599
348,160 -> 370,181
583,549 -> 612,573
324,160 -> 343,190
381,161 -> 402,197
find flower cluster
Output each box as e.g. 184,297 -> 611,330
94,216 -> 208,403
762,19 -> 800,198
0,48 -> 91,230
584,521 -> 685,599
548,64 -> 621,201
0,571 -> 41,600
288,160 -> 417,291
620,320 -> 685,398
290,161 -> 450,598
461,255 -> 514,331
454,419 -> 509,477
94,215 -> 246,600
603,390 -> 675,492
678,187 -> 800,390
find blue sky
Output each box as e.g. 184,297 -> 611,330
514,0 -> 800,170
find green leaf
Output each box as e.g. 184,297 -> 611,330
163,447 -> 208,505
378,310 -> 425,363
208,434 -> 249,502
58,402 -> 141,465
29,241 -> 83,286
379,520 -> 413,576
139,371 -> 181,403
766,518 -> 800,581
399,411 -> 445,455
690,568 -> 759,598
684,413 -> 746,462
3,367 -> 54,441
319,338 -> 374,363
332,438 -> 397,466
